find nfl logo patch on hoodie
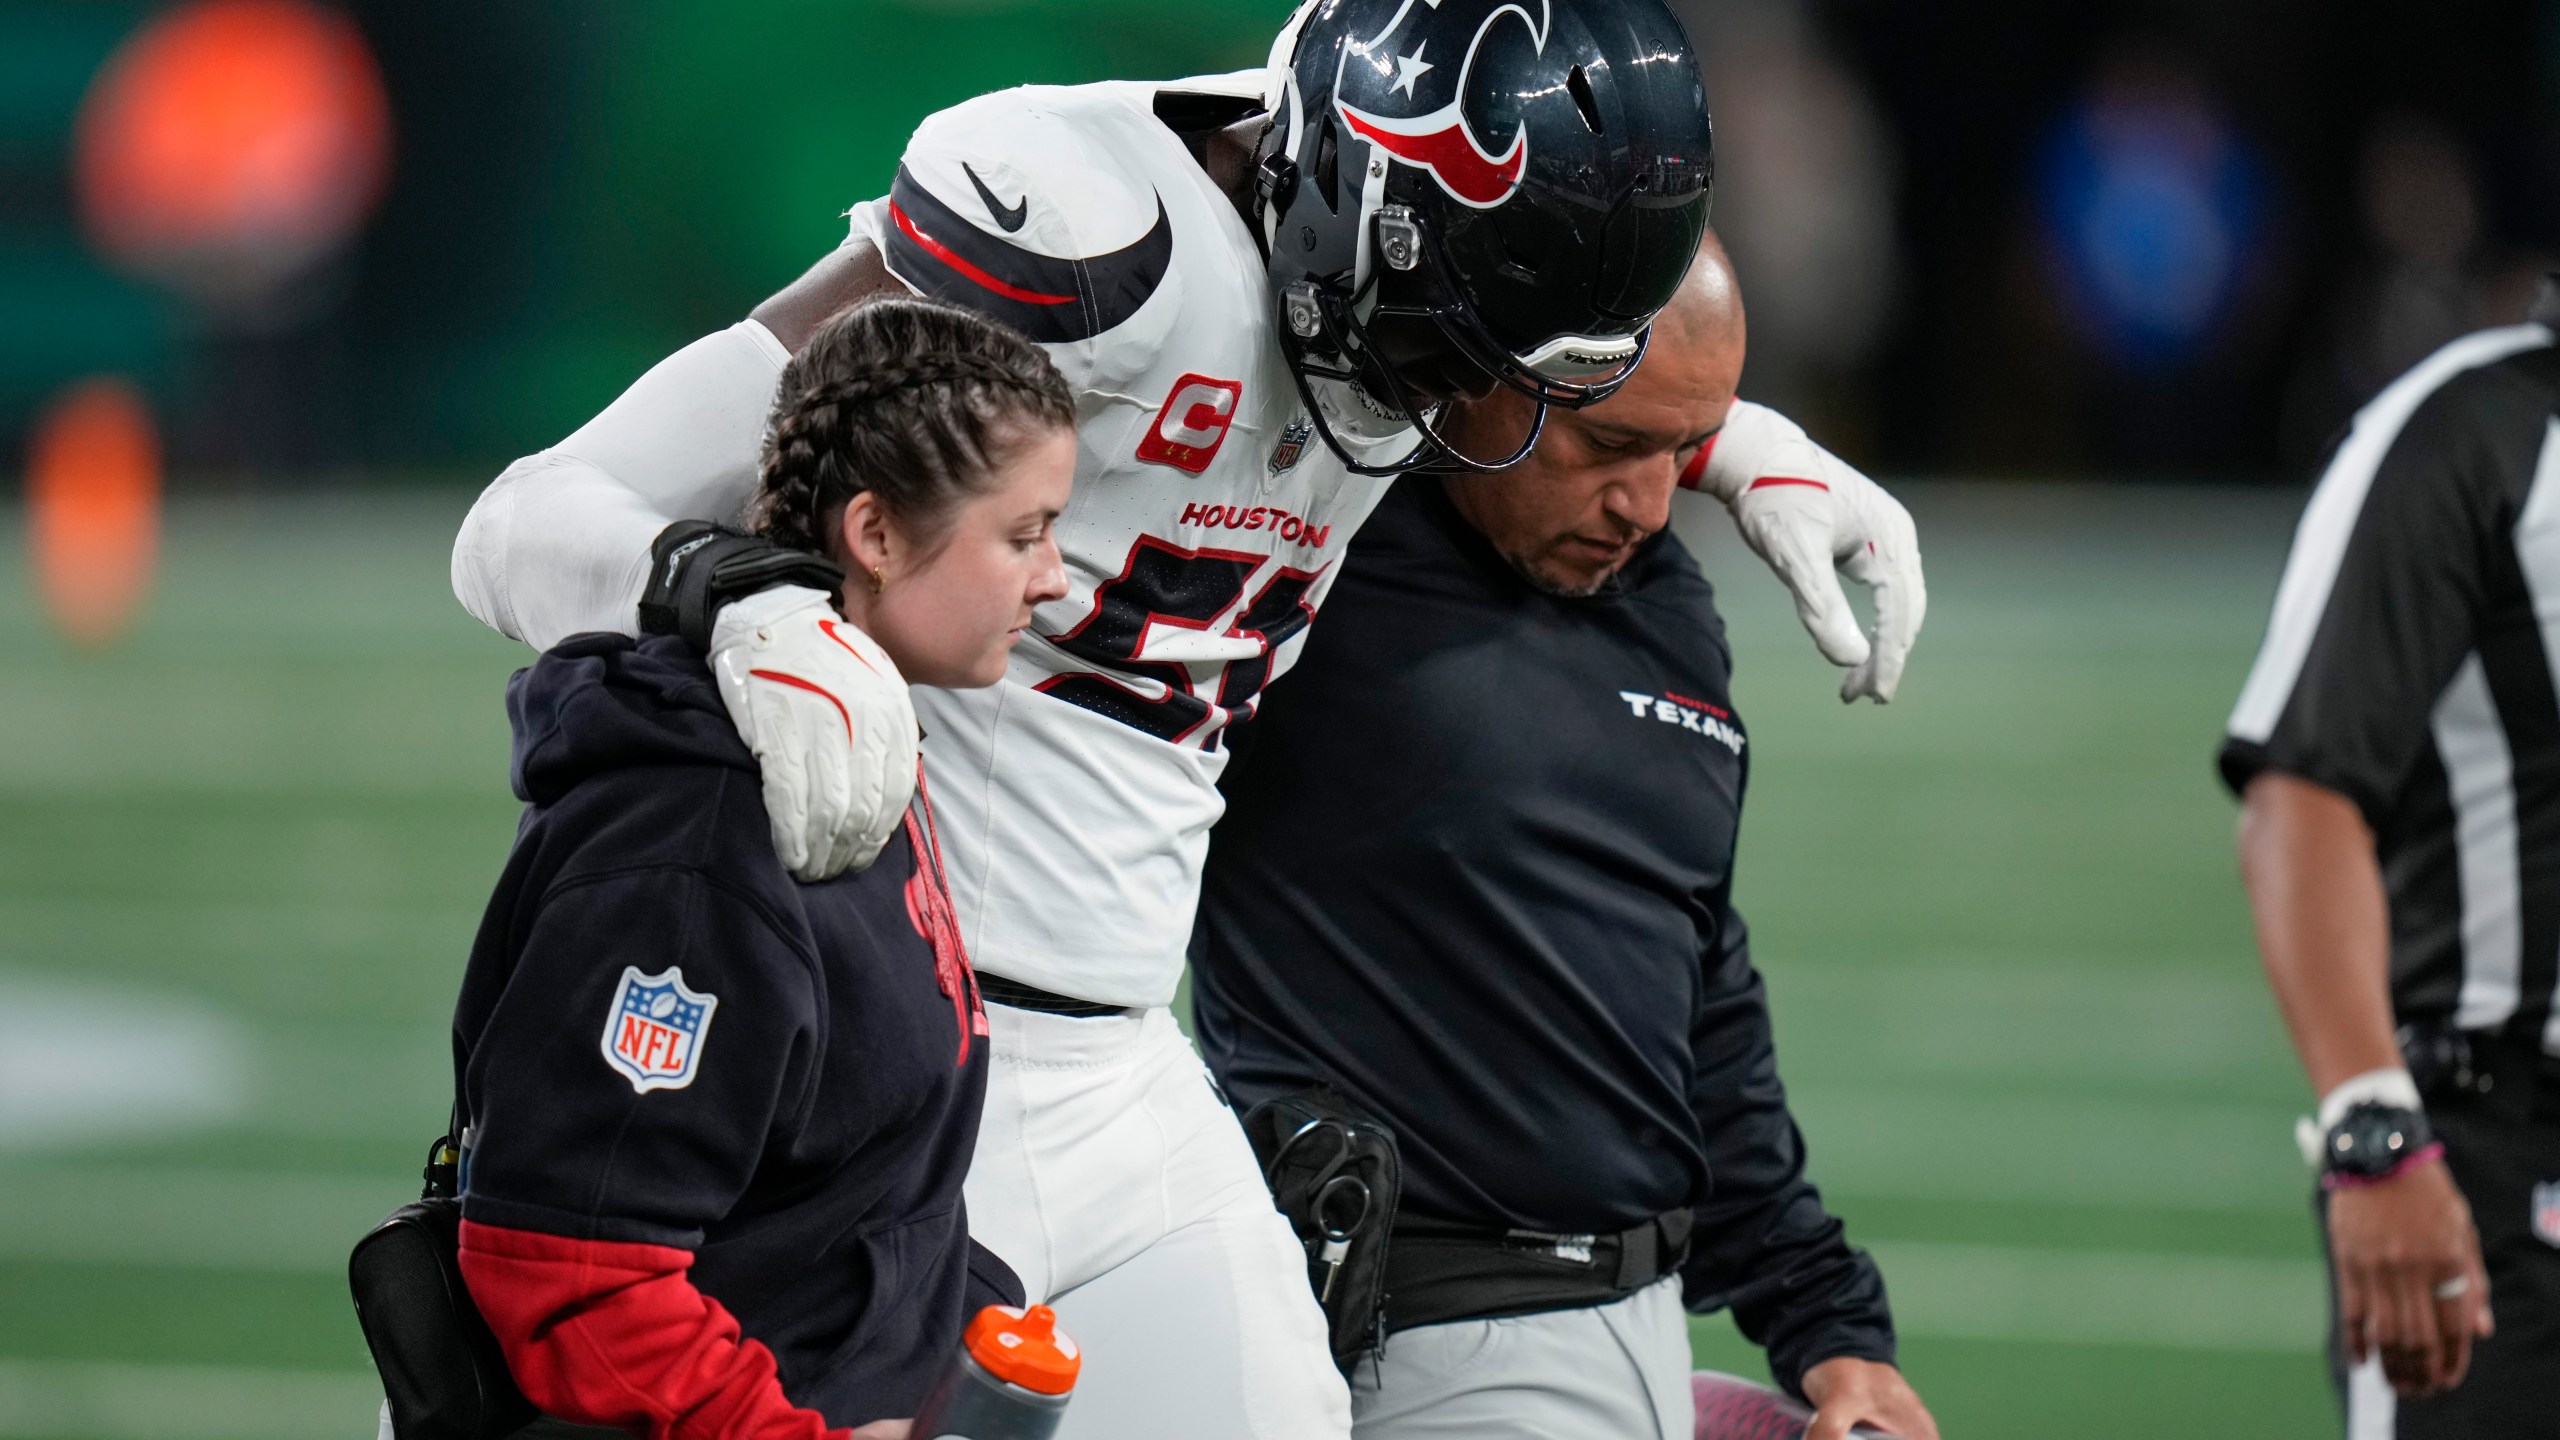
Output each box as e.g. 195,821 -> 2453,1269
600,965 -> 719,1093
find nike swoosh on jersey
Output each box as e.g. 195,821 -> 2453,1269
884,165 -> 1174,345
962,162 -> 1029,232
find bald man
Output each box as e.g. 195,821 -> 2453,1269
1189,238 -> 1937,1440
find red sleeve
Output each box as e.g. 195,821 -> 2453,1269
459,1219 -> 848,1440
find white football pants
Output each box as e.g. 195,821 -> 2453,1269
966,1002 -> 1352,1440
1348,1276 -> 1694,1440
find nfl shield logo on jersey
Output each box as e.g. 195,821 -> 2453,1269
599,965 -> 719,1093
2535,1180 -> 2560,1248
1269,416 -> 1313,476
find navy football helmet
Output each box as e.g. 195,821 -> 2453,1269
1256,0 -> 1715,473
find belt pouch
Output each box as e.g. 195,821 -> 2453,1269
348,1138 -> 537,1440
1241,1087 -> 1403,1375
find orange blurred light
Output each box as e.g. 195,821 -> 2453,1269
28,379 -> 164,648
74,0 -> 391,305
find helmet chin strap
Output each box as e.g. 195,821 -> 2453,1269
1279,332 -> 1548,477
1414,395 -> 1549,473
1277,237 -> 1553,475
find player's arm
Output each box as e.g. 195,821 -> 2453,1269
2222,370 -> 2509,1397
1676,400 -> 1925,703
452,242 -> 905,650
448,238 -> 919,881
753,242 -> 905,353
1679,907 -> 1938,1440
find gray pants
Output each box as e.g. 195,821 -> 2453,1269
1350,1276 -> 1694,1440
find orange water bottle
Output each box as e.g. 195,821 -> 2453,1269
912,1304 -> 1080,1440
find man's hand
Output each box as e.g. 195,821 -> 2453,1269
1800,1356 -> 1939,1440
2237,776 -> 2493,1395
2331,1155 -> 2494,1397
848,1420 -> 911,1440
1694,401 -> 1926,703
708,586 -> 919,881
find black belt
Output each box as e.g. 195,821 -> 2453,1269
2402,1022 -> 2560,1123
977,972 -> 1129,1018
1383,1209 -> 1693,1334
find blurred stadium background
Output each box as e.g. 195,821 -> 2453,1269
6,1 -> 2560,1436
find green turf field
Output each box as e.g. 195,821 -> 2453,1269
0,480 -> 2337,1438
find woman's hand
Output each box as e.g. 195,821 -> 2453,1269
1801,1355 -> 1940,1440
849,1420 -> 912,1440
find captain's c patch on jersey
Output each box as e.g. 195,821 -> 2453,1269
600,965 -> 719,1093
1135,374 -> 1242,473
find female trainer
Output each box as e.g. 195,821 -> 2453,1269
449,296 -> 1074,1438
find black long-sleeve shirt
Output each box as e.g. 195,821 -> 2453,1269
1190,477 -> 1892,1394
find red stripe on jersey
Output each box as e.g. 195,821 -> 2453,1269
1746,476 -> 1828,493
890,202 -> 1075,306
457,1220 -> 833,1440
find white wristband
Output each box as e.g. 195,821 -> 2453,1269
2316,1068 -> 2424,1132
2293,1069 -> 2423,1169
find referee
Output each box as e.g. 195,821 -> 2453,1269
2225,292 -> 2560,1436
1192,237 -> 1935,1440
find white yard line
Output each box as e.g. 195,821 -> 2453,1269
0,1358 -> 379,1440
0,974 -> 249,1152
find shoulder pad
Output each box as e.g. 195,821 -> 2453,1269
878,87 -> 1175,348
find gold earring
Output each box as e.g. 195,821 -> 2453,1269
869,565 -> 886,595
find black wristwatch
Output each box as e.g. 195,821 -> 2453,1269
2320,1101 -> 2436,1186
637,521 -> 844,651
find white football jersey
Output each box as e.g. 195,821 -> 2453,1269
846,72 -> 1407,1007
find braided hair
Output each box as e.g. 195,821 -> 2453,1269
750,295 -> 1075,559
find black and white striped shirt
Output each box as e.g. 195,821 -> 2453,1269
2221,309 -> 2560,1058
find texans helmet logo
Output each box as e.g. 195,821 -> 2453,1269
1334,0 -> 1550,209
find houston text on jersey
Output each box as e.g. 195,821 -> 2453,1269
1176,501 -> 1332,550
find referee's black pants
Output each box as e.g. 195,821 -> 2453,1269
2322,1063 -> 2560,1439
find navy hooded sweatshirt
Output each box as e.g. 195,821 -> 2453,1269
450,632 -> 1008,1438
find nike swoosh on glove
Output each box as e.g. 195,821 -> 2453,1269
709,586 -> 919,880
1692,400 -> 1927,703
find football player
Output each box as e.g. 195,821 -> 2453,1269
449,2 -> 1924,1434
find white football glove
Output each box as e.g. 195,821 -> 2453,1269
708,585 -> 918,881
1695,400 -> 1927,703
